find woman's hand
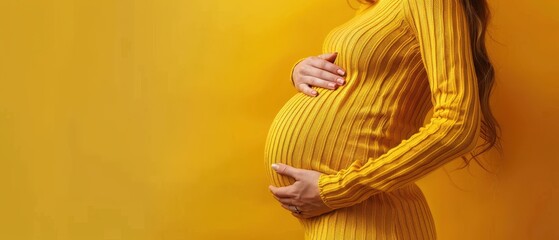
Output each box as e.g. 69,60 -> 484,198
292,52 -> 347,97
268,163 -> 335,219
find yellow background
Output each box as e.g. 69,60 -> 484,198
0,0 -> 557,239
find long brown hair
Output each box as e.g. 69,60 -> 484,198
350,0 -> 503,170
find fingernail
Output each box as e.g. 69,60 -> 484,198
337,78 -> 345,85
337,69 -> 345,75
312,91 -> 318,96
328,82 -> 336,88
271,163 -> 279,170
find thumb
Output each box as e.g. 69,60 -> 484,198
271,163 -> 299,179
317,52 -> 338,63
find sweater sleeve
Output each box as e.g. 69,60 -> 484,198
317,0 -> 482,210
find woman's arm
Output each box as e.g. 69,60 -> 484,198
317,0 -> 482,210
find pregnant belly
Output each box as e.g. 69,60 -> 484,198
264,90 -> 375,187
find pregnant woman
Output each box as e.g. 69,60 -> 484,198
264,0 -> 501,239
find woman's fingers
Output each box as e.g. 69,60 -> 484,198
276,196 -> 293,205
301,76 -> 338,90
316,52 -> 338,61
308,67 -> 345,86
297,83 -> 318,97
283,204 -> 324,219
280,204 -> 292,211
309,56 -> 346,79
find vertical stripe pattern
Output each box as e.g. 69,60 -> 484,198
264,0 -> 481,239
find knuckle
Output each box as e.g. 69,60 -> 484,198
299,65 -> 309,75
299,76 -> 306,84
314,78 -> 322,87
317,70 -> 327,79
310,68 -> 318,75
310,67 -> 321,76
287,189 -> 298,197
310,78 -> 317,86
322,61 -> 330,69
300,75 -> 310,84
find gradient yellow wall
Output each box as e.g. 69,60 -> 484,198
0,0 -> 557,239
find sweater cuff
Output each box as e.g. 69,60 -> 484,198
317,172 -> 352,210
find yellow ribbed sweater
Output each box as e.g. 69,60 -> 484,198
264,0 -> 481,239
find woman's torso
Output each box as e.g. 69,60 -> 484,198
264,0 -> 433,188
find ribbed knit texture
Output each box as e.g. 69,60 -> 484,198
264,0 -> 481,239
